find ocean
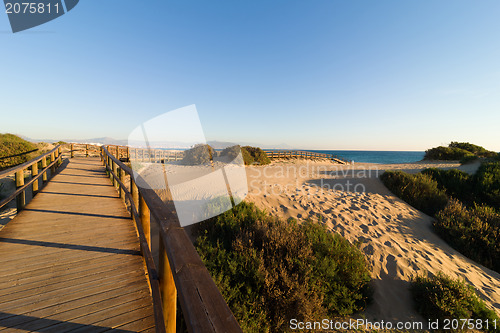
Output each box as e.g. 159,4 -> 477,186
309,150 -> 425,164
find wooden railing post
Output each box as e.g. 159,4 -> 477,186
119,168 -> 125,200
139,193 -> 151,250
42,156 -> 47,183
112,160 -> 118,188
86,144 -> 89,157
58,146 -> 62,166
131,178 -> 139,219
50,152 -> 56,175
15,170 -> 25,213
159,240 -> 177,332
31,162 -> 39,195
71,143 -> 74,158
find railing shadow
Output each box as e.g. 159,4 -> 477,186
0,237 -> 141,255
0,311 -> 139,332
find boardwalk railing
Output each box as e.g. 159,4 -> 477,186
0,145 -> 62,213
263,149 -> 351,164
102,145 -> 242,333
69,143 -> 101,158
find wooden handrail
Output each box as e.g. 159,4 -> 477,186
0,145 -> 62,212
102,145 -> 242,333
263,149 -> 351,164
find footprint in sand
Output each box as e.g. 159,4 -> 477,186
384,241 -> 392,247
359,224 -> 369,233
363,244 -> 375,255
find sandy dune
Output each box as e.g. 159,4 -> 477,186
245,160 -> 500,322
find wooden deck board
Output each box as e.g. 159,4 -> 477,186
0,158 -> 155,332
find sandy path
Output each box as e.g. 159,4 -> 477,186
245,160 -> 500,322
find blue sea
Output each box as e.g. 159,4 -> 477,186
309,150 -> 425,164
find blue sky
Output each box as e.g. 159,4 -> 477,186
1,0 -> 499,151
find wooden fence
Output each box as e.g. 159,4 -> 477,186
102,145 -> 242,333
263,150 -> 351,164
0,145 -> 62,213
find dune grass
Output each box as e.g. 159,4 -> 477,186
0,134 -> 39,170
424,142 -> 496,164
411,272 -> 500,333
194,201 -> 371,333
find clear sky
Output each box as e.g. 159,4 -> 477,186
1,0 -> 499,151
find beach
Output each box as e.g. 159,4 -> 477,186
244,159 -> 500,322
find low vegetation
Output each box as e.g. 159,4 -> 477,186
381,154 -> 500,273
183,144 -> 271,166
241,146 -> 271,165
435,200 -> 500,273
181,144 -> 215,165
379,171 -> 448,216
424,142 -> 496,164
195,202 -> 371,333
411,273 -> 500,333
0,134 -> 39,170
475,162 -> 500,209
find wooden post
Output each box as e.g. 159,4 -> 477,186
119,168 -> 125,200
42,157 -> 47,183
127,147 -> 130,161
58,146 -> 62,166
71,143 -> 74,158
50,152 -> 56,175
15,170 -> 25,213
112,161 -> 118,188
86,144 -> 89,157
31,162 -> 39,195
159,239 -> 177,332
131,179 -> 139,218
139,193 -> 151,250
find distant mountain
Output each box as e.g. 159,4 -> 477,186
15,134 -> 295,150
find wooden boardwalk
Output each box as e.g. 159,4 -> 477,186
0,158 -> 155,332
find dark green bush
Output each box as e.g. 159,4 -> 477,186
460,154 -> 479,165
435,199 -> 500,273
181,144 -> 215,165
195,202 -> 371,333
241,146 -> 271,165
218,145 -> 242,162
411,272 -> 500,332
422,168 -> 476,205
380,171 -> 448,216
424,142 -> 496,161
475,161 -> 500,209
0,134 -> 39,170
449,142 -> 497,158
424,146 -> 474,161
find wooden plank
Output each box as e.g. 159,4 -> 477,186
0,157 -> 155,332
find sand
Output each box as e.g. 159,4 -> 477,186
244,159 -> 500,322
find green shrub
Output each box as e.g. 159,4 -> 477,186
380,171 -> 448,216
411,272 -> 500,332
460,154 -> 479,165
195,202 -> 371,333
181,144 -> 215,165
0,134 -> 39,170
435,199 -> 500,273
424,146 -> 474,161
424,142 -> 496,161
422,168 -> 476,205
449,142 -> 497,158
475,161 -> 500,209
218,145 -> 242,162
241,146 -> 271,165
